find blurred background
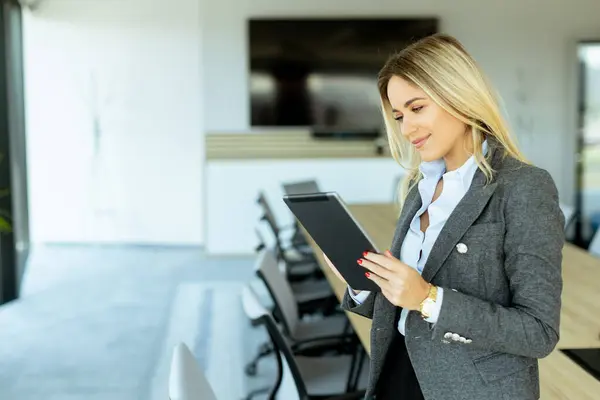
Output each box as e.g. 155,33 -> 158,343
0,0 -> 599,399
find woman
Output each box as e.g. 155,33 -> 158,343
324,33 -> 564,400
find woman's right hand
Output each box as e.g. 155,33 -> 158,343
322,253 -> 361,295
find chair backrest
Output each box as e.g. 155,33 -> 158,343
254,227 -> 266,253
241,286 -> 306,400
169,343 -> 217,400
255,221 -> 277,250
282,180 -> 321,195
257,191 -> 288,262
589,229 -> 600,257
257,191 -> 281,237
254,248 -> 299,335
559,203 -> 575,230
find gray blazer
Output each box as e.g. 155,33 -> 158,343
342,139 -> 565,400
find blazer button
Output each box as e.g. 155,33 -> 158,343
456,243 -> 468,253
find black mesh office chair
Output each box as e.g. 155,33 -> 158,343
245,249 -> 354,378
242,285 -> 368,400
254,224 -> 338,316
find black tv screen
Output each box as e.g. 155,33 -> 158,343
248,18 -> 438,131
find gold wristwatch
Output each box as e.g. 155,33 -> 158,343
419,284 -> 438,319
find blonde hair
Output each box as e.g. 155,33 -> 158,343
378,33 -> 527,208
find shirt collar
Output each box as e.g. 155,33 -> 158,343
418,140 -> 489,191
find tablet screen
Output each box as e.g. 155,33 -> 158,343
283,192 -> 381,291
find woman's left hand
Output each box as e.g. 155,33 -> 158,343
360,250 -> 431,311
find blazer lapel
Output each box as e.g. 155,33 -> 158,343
390,186 -> 422,255
421,168 -> 497,282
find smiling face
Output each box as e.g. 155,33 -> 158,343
387,75 -> 471,167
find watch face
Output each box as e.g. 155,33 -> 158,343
422,299 -> 435,316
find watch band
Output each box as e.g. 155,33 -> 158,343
419,284 -> 438,318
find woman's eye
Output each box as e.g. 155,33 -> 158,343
393,115 -> 403,122
412,106 -> 423,113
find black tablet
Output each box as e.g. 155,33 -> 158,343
283,192 -> 381,292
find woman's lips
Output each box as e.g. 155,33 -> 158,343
412,135 -> 430,149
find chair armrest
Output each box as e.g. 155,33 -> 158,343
327,390 -> 366,400
291,333 -> 356,355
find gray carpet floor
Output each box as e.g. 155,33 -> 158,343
0,245 -> 277,400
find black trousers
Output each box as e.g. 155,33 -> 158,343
375,330 -> 425,400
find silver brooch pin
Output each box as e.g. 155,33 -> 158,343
456,243 -> 468,254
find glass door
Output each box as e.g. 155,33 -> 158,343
577,43 -> 600,247
0,0 -> 27,304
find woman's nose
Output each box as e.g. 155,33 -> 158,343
400,118 -> 416,137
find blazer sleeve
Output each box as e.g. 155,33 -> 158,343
341,289 -> 376,320
431,167 -> 564,358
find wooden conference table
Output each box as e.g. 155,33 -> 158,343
307,203 -> 600,400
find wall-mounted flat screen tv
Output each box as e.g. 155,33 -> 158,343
248,18 -> 438,132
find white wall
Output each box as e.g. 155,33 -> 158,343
202,0 -> 600,205
205,158 -> 400,254
23,0 -> 204,244
22,0 -> 600,247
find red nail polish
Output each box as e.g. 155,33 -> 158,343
386,249 -> 392,256
365,272 -> 370,278
363,251 -> 369,257
357,259 -> 363,265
